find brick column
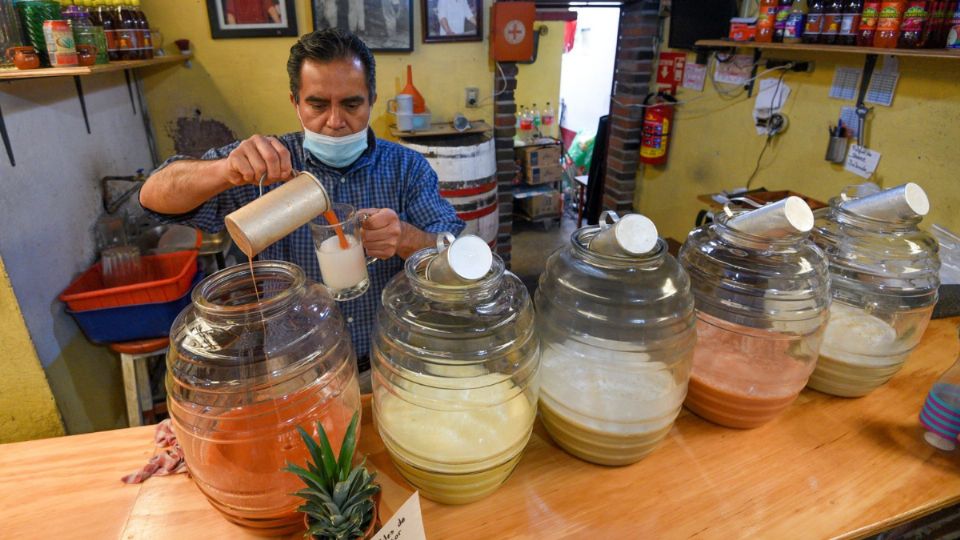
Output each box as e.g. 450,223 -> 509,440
604,0 -> 660,213
493,61 -> 519,267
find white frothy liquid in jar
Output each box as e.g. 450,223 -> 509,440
316,234 -> 367,290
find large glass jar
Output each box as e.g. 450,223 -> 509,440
808,192 -> 940,397
167,261 -> 361,535
535,220 -> 696,465
372,248 -> 539,505
679,211 -> 831,428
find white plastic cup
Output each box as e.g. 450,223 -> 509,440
589,211 -> 659,256
425,233 -> 493,285
840,182 -> 930,221
727,196 -> 814,238
225,172 -> 330,257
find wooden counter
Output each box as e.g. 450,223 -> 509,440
3,319 -> 960,539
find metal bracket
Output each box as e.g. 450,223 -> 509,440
854,54 -> 877,147
123,69 -> 137,115
746,48 -> 762,98
73,76 -> 91,134
0,101 -> 13,167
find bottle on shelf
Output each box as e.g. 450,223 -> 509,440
922,1 -> 949,47
874,1 -> 907,47
946,1 -> 960,47
118,0 -> 141,59
898,0 -> 931,47
804,0 -> 827,42
839,0 -> 864,44
857,1 -> 883,44
820,0 -> 845,43
131,0 -> 151,59
757,0 -> 780,42
920,336 -> 960,452
531,103 -> 541,136
62,0 -> 106,63
542,101 -> 555,135
784,0 -> 809,42
97,0 -> 121,60
774,0 -> 794,42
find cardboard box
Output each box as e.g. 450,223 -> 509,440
729,17 -> 756,42
518,191 -> 561,219
518,144 -> 561,173
525,165 -> 563,186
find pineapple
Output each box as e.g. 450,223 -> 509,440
286,412 -> 380,540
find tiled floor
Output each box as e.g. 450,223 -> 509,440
510,212 -> 579,295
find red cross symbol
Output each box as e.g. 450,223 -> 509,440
505,20 -> 525,44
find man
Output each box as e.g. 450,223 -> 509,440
139,29 -> 465,388
437,0 -> 475,36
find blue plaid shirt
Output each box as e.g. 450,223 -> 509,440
144,131 -> 464,367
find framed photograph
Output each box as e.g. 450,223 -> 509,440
422,0 -> 482,43
312,0 -> 414,52
206,0 -> 299,38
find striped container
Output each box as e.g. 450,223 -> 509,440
401,134 -> 498,247
920,383 -> 960,451
13,0 -> 60,66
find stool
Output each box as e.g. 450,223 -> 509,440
574,174 -> 589,227
109,337 -> 169,427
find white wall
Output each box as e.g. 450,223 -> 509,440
558,7 -> 621,136
0,73 -> 153,367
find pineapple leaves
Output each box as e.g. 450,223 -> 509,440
337,412 -> 361,483
285,411 -> 379,540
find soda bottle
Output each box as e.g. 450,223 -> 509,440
132,0 -> 151,59
858,1 -> 882,43
96,0 -> 122,60
919,336 -> 960,452
945,1 -> 960,46
784,0 -> 809,42
542,101 -> 555,135
929,1 -> 955,47
804,0 -> 827,42
874,1 -> 907,47
839,0 -> 864,43
757,0 -> 780,42
821,0 -> 845,43
899,1 -> 930,46
774,0 -> 794,41
118,0 -> 140,59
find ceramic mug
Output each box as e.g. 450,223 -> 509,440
76,44 -> 97,66
5,46 -> 40,70
387,94 -> 414,115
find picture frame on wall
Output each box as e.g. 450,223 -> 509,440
206,0 -> 299,39
312,0 -> 414,52
422,0 -> 482,43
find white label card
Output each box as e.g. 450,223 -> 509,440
370,491 -> 427,540
844,145 -> 882,179
682,63 -> 707,92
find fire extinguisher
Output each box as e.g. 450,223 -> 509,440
640,92 -> 678,166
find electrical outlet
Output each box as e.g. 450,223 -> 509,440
465,87 -> 479,108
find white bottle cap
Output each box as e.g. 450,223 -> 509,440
447,235 -> 493,280
615,214 -> 658,255
841,182 -> 930,221
727,196 -> 814,238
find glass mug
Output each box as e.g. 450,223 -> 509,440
310,203 -> 377,301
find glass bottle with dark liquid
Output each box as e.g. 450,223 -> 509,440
804,0 -> 827,42
839,0 -> 864,44
118,0 -> 140,59
821,0 -> 845,43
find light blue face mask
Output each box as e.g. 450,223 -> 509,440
302,124 -> 369,169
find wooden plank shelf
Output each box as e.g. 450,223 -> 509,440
389,119 -> 491,139
0,53 -> 190,81
695,39 -> 960,59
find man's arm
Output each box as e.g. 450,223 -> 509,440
359,209 -> 435,260
140,135 -> 293,215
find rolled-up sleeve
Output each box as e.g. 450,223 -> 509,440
402,155 -> 466,236
141,142 -> 253,234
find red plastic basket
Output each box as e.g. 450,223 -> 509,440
59,250 -> 198,312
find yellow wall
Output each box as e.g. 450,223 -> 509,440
516,22 -> 565,139
141,0 -> 498,157
0,255 -> 64,443
638,51 -> 960,241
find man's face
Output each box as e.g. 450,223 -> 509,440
291,56 -> 374,137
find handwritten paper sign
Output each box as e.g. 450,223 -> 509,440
844,145 -> 882,179
682,63 -> 707,92
371,492 -> 426,540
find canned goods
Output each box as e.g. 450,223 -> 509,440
42,20 -> 78,67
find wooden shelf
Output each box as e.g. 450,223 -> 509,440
0,53 -> 190,81
390,119 -> 491,138
695,39 -> 960,59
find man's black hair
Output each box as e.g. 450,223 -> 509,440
287,28 -> 376,102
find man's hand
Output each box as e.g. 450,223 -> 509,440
220,135 -> 294,186
359,208 -> 402,259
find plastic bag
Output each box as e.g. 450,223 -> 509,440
567,131 -> 596,171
